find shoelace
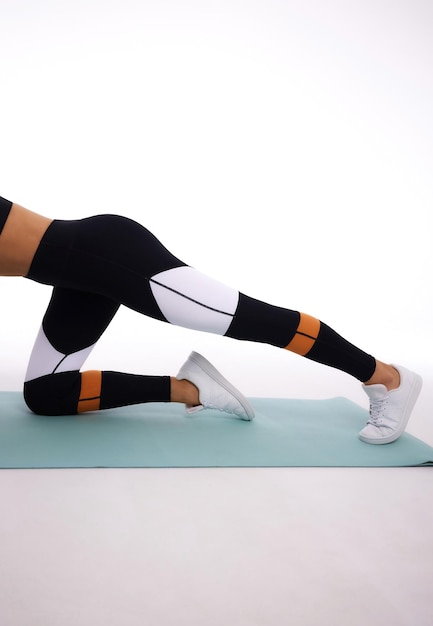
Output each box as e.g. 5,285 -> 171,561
367,397 -> 389,426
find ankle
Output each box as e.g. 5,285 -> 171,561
364,362 -> 400,391
170,377 -> 200,405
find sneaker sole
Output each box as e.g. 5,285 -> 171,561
359,372 -> 423,445
189,351 -> 255,420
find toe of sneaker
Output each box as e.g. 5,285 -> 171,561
358,423 -> 397,444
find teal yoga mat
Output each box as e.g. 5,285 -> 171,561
0,392 -> 432,468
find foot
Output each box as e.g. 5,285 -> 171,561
359,364 -> 422,444
176,351 -> 255,420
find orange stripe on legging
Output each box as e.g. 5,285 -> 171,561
78,370 -> 102,413
284,313 -> 321,356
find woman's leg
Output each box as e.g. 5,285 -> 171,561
26,215 -> 377,382
25,214 -> 422,440
24,286 -> 252,418
24,287 -> 174,415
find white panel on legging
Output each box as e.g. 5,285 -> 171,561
150,266 -> 239,335
25,326 -> 96,382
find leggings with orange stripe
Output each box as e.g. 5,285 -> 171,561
24,215 -> 376,415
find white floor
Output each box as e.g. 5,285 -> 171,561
0,466 -> 432,626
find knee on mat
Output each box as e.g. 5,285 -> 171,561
24,372 -> 81,416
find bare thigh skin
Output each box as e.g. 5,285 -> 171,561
0,203 -> 399,394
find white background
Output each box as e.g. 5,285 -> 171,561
1,3 -> 433,625
1,0 -> 432,425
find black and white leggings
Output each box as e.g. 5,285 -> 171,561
24,215 -> 376,415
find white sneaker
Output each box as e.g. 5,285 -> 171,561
176,351 -> 255,420
359,364 -> 422,444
